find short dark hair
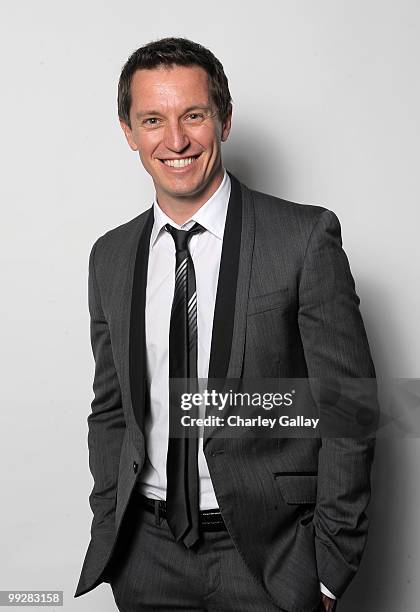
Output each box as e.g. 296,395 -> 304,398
118,37 -> 232,128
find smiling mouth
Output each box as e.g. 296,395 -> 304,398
159,153 -> 201,168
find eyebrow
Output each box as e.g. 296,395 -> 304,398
135,105 -> 212,119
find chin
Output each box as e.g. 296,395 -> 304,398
162,178 -> 205,196
165,186 -> 200,199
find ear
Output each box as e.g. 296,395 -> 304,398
120,120 -> 138,151
221,103 -> 233,142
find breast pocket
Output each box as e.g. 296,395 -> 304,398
247,288 -> 290,316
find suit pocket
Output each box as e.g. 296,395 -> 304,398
247,288 -> 290,315
274,473 -> 318,504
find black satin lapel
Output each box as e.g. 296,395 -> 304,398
208,171 -> 242,380
129,207 -> 154,434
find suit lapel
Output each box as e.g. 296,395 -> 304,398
208,171 -> 242,379
129,206 -> 154,435
204,171 -> 255,448
225,174 -> 255,379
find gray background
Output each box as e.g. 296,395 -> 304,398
1,0 -> 419,610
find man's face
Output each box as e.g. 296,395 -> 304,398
120,64 -> 231,204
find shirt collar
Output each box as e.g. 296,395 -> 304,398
150,169 -> 231,249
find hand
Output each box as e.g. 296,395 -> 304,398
321,592 -> 336,611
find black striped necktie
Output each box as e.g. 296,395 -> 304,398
165,222 -> 204,547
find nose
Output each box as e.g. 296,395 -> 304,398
163,120 -> 190,152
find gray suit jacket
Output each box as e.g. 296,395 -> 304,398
75,171 -> 378,612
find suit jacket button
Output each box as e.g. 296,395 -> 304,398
133,461 -> 138,473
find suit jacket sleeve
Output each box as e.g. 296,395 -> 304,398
297,209 -> 379,597
86,237 -> 126,536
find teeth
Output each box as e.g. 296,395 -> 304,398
163,156 -> 197,168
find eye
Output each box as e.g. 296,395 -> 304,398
186,112 -> 205,121
143,117 -> 160,126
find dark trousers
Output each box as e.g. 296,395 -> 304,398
107,495 -> 333,612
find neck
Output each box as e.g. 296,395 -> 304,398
155,166 -> 225,226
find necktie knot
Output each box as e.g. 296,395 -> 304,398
165,222 -> 204,252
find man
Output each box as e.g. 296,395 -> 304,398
75,37 -> 377,611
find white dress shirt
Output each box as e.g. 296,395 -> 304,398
137,168 -> 336,601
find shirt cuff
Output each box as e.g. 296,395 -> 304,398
320,582 -> 337,600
